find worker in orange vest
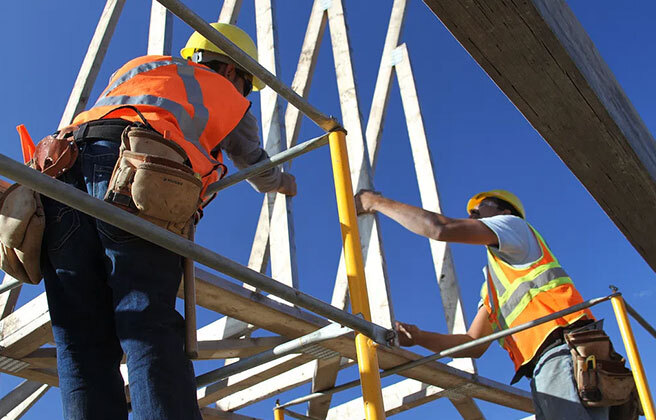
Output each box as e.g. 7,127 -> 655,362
355,189 -> 608,420
41,24 -> 294,420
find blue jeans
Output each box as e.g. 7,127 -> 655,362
41,139 -> 202,420
530,343 -> 608,420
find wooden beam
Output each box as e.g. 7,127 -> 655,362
201,406 -> 260,420
217,361 -> 315,412
394,43 -> 477,379
422,0 -> 656,271
0,366 -> 58,387
0,293 -> 52,359
147,0 -> 173,55
306,356 -> 341,419
216,358 -> 354,412
255,0 -> 299,293
58,0 -> 126,128
0,380 -> 50,419
189,268 -> 533,412
0,274 -> 22,320
218,0 -> 243,24
195,336 -> 287,360
197,353 -> 315,407
327,0 -> 395,330
326,378 -> 482,419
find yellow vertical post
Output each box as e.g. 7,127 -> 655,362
274,407 -> 285,420
611,295 -> 655,420
328,130 -> 386,420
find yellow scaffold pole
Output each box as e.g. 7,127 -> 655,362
328,130 -> 386,420
610,293 -> 655,420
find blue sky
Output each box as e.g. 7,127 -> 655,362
1,1 -> 655,419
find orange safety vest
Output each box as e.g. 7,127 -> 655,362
73,55 -> 251,196
480,224 -> 593,372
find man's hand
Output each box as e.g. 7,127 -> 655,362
55,124 -> 78,139
354,189 -> 382,215
395,321 -> 422,347
276,172 -> 297,196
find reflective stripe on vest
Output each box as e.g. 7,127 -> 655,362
482,223 -> 592,370
94,58 -> 215,166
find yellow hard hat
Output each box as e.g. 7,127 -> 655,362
467,190 -> 526,218
180,23 -> 265,91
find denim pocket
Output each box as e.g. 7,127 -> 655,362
44,203 -> 80,252
97,220 -> 140,244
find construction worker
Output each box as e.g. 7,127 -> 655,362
41,24 -> 294,420
354,189 -> 608,420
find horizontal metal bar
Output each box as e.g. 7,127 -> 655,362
625,300 -> 656,341
206,134 -> 329,196
278,293 -> 617,409
0,278 -> 22,294
154,0 -> 341,133
0,154 -> 394,346
196,322 -> 352,388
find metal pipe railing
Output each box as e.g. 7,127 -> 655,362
0,154 -> 393,346
205,134 -> 329,195
196,322 -> 351,388
154,0 -> 341,133
278,293 -> 617,409
625,300 -> 656,341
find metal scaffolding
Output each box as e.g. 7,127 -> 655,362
0,1 -> 655,419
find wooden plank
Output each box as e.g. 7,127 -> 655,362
365,0 -> 408,169
220,0 -> 327,343
312,2 -> 407,415
147,0 -> 173,55
201,406 -> 260,420
422,0 -> 656,271
215,359 -> 354,412
306,357 -> 341,419
283,0 -> 328,150
217,361 -> 316,412
188,268 -> 533,412
394,44 -> 476,377
58,0 -> 126,128
197,353 -> 315,407
327,0 -> 395,330
255,0 -> 299,293
195,336 -> 287,360
0,274 -> 22,320
218,0 -> 243,24
0,366 -> 58,387
0,293 -> 52,359
22,347 -> 57,370
326,378 -> 481,419
0,380 -> 50,419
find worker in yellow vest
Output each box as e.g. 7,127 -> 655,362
41,24 -> 294,420
354,189 -> 607,420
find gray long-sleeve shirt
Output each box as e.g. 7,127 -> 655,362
215,111 -> 282,193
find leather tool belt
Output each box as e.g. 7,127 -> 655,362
0,130 -> 79,284
104,126 -> 202,236
565,323 -> 642,418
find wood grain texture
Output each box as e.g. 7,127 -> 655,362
422,0 -> 656,270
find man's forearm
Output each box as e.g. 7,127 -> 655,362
369,196 -> 451,240
415,331 -> 487,359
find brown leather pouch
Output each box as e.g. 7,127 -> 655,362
0,133 -> 80,285
104,127 -> 201,236
565,328 -> 637,411
32,135 -> 79,177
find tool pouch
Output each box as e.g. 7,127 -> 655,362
565,328 -> 637,411
0,133 -> 78,285
105,127 -> 201,235
0,184 -> 45,284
